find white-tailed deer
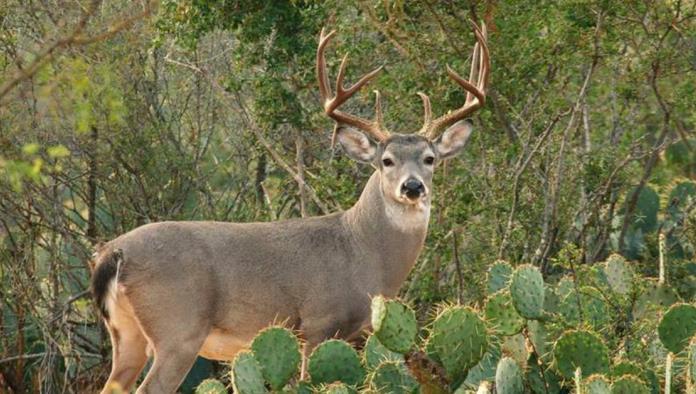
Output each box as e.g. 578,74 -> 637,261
92,22 -> 489,393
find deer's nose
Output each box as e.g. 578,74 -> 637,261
401,178 -> 425,199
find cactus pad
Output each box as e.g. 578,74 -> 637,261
495,357 -> 523,394
371,296 -> 417,354
308,339 -> 365,386
610,375 -> 650,394
501,334 -> 528,367
657,303 -> 696,353
230,351 -> 267,394
487,260 -> 513,294
560,287 -> 610,330
557,276 -> 575,299
368,361 -> 418,393
484,290 -> 524,336
526,353 -> 561,394
510,264 -> 545,319
195,378 -> 227,394
527,320 -> 548,360
584,374 -> 611,394
552,330 -> 609,379
544,284 -> 561,314
609,361 -> 646,384
633,280 -> 679,319
427,306 -> 488,383
363,334 -> 404,370
316,382 -> 357,394
250,326 -> 301,390
603,254 -> 634,295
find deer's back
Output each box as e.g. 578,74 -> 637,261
100,216 -> 376,341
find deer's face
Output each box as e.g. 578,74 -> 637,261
336,120 -> 474,209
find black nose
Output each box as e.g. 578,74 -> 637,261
401,179 -> 425,199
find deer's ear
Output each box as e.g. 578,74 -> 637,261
434,120 -> 474,160
336,127 -> 378,163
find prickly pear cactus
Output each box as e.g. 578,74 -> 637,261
525,353 -> 560,394
610,375 -> 650,394
560,287 -> 610,330
543,283 -> 561,314
657,303 -> 696,353
230,351 -> 268,394
427,305 -> 488,385
609,361 -> 647,384
552,330 -> 609,379
603,254 -> 634,295
584,374 -> 611,394
510,264 -> 545,319
308,339 -> 365,386
484,290 -> 524,336
633,279 -> 679,319
495,357 -> 523,394
316,382 -> 357,394
368,361 -> 418,393
363,334 -> 404,370
501,334 -> 527,368
371,295 -> 417,354
195,378 -> 227,394
557,276 -> 575,299
487,260 -> 513,294
526,320 -> 548,359
250,326 -> 301,390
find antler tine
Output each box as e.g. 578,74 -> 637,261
417,92 -> 432,134
316,28 -> 389,142
421,20 -> 490,140
317,28 -> 336,101
374,90 -> 384,127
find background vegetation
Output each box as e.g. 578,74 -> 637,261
0,0 -> 694,392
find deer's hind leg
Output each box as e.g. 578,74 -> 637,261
134,327 -> 208,394
99,303 -> 149,393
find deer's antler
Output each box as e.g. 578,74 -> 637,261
419,21 -> 490,140
317,28 -> 389,142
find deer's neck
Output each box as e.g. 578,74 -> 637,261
343,172 -> 430,295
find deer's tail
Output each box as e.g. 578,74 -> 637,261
90,248 -> 123,320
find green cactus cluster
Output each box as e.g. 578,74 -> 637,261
484,290 -> 524,336
371,295 -> 417,354
251,327 -> 302,390
657,303 -> 696,354
427,305 -> 488,385
195,378 -> 227,394
494,357 -> 523,394
552,330 -> 610,379
509,264 -> 545,319
367,361 -> 418,393
610,375 -> 650,394
217,254 -> 694,393
486,260 -> 513,294
231,351 -> 268,394
308,340 -> 365,386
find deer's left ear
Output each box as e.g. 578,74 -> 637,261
434,120 -> 474,160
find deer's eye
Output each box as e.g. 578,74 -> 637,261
382,158 -> 394,167
424,156 -> 435,165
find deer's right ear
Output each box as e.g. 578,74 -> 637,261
336,127 -> 378,163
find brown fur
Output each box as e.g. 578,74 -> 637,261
93,125 -> 473,393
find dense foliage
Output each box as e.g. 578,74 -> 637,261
1,0 -> 695,392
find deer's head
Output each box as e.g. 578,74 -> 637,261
317,22 -> 489,211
